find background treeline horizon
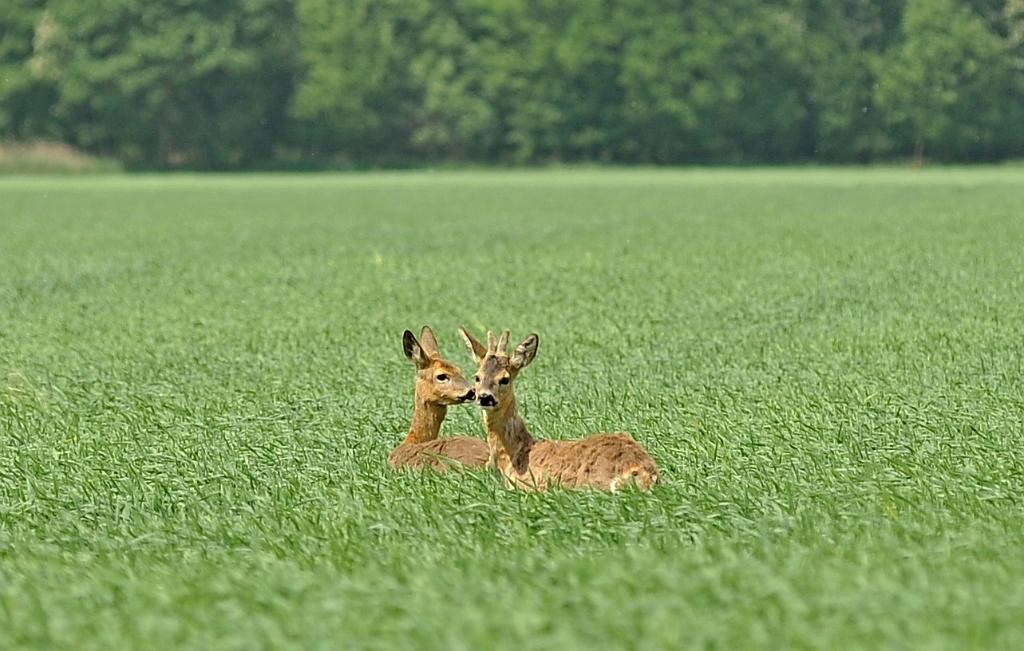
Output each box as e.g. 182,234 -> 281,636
2,0 -> 1023,169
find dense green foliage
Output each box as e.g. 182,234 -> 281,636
875,0 -> 1024,160
6,0 -> 298,167
2,169 -> 1024,648
3,0 -> 1024,167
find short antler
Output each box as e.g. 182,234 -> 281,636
497,330 -> 510,354
486,330 -> 497,354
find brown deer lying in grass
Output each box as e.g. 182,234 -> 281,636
388,326 -> 489,471
458,327 -> 659,491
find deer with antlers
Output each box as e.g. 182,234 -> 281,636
388,326 -> 489,471
458,327 -> 659,491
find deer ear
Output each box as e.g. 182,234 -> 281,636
458,326 -> 487,364
403,330 -> 430,369
510,333 -> 539,371
418,325 -> 440,358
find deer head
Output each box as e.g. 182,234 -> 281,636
458,327 -> 538,411
403,326 -> 476,405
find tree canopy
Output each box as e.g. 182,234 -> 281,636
2,0 -> 1022,168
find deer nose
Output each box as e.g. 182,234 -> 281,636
478,393 -> 496,407
460,389 -> 476,402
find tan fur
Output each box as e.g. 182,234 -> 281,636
388,436 -> 489,471
460,327 -> 659,491
388,327 -> 488,472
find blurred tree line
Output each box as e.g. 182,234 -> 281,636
2,0 -> 1023,168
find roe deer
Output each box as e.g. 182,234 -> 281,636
458,327 -> 659,492
388,326 -> 489,471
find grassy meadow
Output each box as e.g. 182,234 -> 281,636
1,168 -> 1023,649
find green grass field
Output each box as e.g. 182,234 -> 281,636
2,169 -> 1023,649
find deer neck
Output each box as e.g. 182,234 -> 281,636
401,390 -> 447,445
482,394 -> 534,474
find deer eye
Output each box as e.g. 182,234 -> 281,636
436,374 -> 449,382
499,377 -> 510,385
474,375 -> 480,382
